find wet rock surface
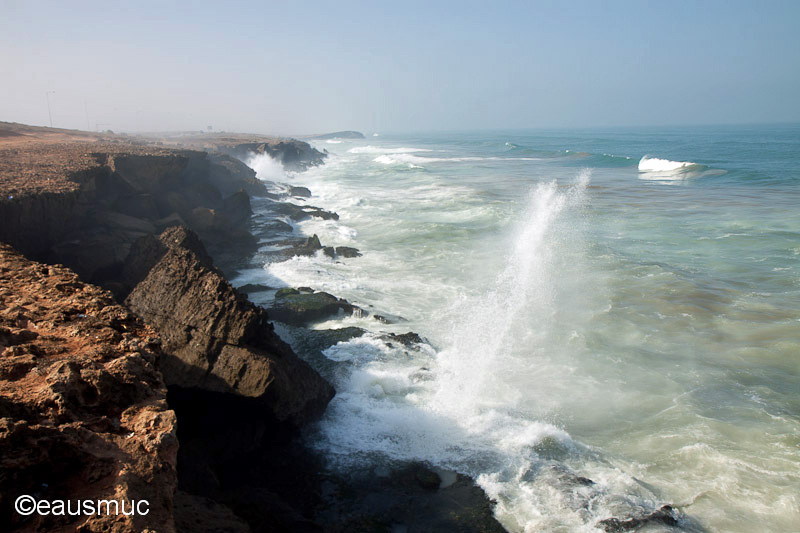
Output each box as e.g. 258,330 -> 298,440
317,462 -> 507,533
597,505 -> 681,532
268,288 -> 362,326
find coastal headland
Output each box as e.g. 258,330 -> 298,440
0,122 -> 509,532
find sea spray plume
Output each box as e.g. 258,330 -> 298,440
432,169 -> 591,416
309,167 -> 670,529
312,169 -> 592,464
246,151 -> 287,180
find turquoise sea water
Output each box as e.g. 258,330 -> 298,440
239,124 -> 800,532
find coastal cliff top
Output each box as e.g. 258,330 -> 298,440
0,121 -> 320,196
0,122 -> 194,197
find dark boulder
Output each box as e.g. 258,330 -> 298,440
268,288 -> 360,326
382,332 -> 426,348
317,462 -> 506,533
266,201 -> 339,222
289,186 -> 312,198
292,234 -> 323,256
236,283 -> 273,296
334,246 -> 361,258
597,505 -> 680,532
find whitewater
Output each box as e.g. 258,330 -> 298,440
239,125 -> 800,532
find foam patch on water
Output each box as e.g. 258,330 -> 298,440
302,169 -> 674,530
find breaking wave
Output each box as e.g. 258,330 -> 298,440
638,156 -> 700,172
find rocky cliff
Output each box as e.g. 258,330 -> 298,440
0,123 -> 511,533
125,226 -> 334,424
0,243 -> 177,532
0,124 -> 336,532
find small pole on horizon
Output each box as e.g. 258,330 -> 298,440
84,101 -> 90,131
45,91 -> 55,128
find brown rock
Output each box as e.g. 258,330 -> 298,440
125,227 -> 334,425
0,243 -> 177,532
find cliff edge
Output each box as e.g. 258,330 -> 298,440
0,243 -> 178,532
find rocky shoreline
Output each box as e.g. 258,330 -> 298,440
1,123 -> 686,532
0,122 -> 509,532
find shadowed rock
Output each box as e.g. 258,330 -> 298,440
265,201 -> 339,222
125,227 -> 335,425
318,462 -> 506,533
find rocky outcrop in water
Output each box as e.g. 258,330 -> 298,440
268,287 -> 362,326
222,140 -> 326,172
597,505 -> 680,532
319,462 -> 506,533
0,243 -> 177,532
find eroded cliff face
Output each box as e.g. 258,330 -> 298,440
0,243 -> 178,532
0,144 -> 271,288
125,227 -> 334,424
0,130 -> 337,532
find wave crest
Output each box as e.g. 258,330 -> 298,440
638,156 -> 699,172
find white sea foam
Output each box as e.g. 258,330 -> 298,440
250,132 -> 800,532
638,155 -> 698,172
302,169 -> 671,530
246,151 -> 286,180
373,154 -> 424,168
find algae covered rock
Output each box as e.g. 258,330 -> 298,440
268,288 -> 360,326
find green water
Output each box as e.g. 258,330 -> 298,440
241,124 -> 800,531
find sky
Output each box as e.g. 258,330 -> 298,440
1,0 -> 799,135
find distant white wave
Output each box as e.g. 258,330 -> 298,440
326,139 -> 342,144
373,154 -> 424,168
638,156 -> 698,172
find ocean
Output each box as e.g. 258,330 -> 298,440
234,124 -> 800,532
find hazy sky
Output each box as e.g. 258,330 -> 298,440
2,0 -> 799,134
